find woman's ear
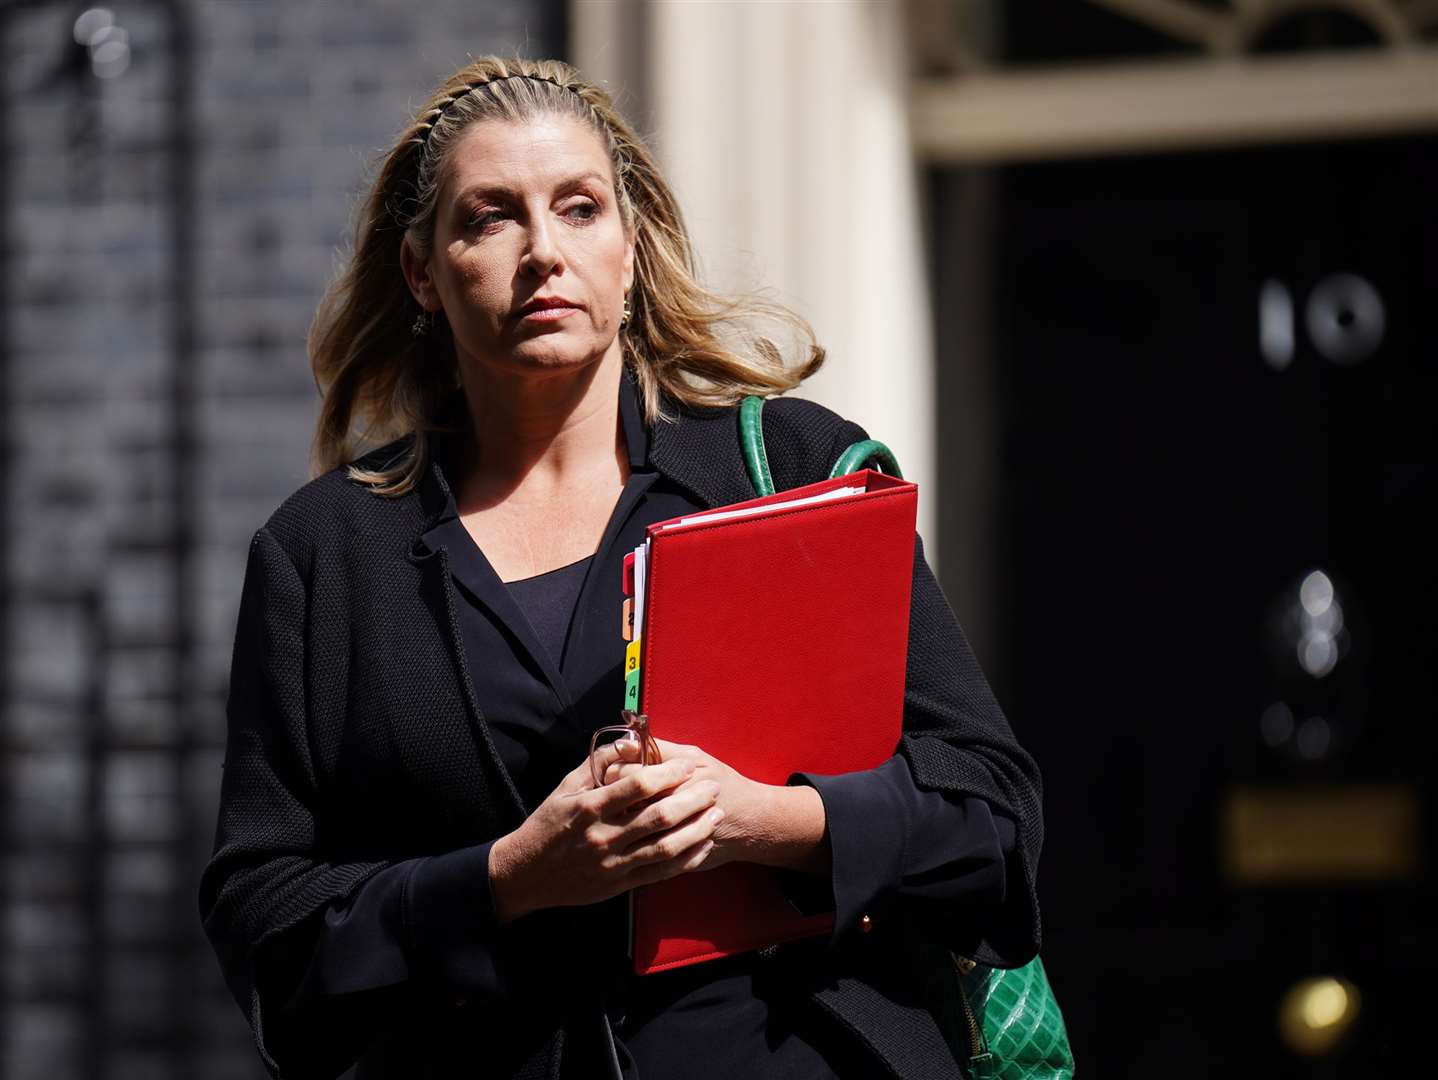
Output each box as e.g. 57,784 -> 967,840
621,226 -> 636,296
399,233 -> 439,312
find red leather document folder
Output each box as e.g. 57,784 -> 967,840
631,469 -> 918,974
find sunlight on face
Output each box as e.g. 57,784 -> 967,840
421,115 -> 636,383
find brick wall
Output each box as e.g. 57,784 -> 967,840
1,3 -> 563,1077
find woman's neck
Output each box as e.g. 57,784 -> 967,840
449,346 -> 627,509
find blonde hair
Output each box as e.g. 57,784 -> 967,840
309,56 -> 825,496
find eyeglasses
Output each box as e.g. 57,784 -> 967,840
588,710 -> 663,787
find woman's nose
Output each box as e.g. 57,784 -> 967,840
520,219 -> 561,279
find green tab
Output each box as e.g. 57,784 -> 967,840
624,668 -> 641,711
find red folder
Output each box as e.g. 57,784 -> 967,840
631,469 -> 918,974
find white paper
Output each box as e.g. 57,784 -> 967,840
658,485 -> 865,531
631,540 -> 648,640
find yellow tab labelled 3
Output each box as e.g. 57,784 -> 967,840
625,637 -> 642,676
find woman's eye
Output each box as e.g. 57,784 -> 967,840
467,210 -> 505,231
564,201 -> 599,223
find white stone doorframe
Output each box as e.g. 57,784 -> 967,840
571,0 -> 940,555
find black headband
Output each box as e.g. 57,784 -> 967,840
414,73 -> 584,153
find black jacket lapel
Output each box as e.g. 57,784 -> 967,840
646,402 -> 757,509
405,468 -> 529,828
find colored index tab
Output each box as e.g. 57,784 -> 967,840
622,552 -> 636,597
623,636 -> 642,710
621,598 -> 634,641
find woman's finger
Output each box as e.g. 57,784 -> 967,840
629,834 -> 715,888
623,800 -> 723,868
604,756 -> 655,785
586,758 -> 694,816
619,781 -> 719,845
612,736 -> 645,762
600,739 -> 645,784
564,738 -> 628,793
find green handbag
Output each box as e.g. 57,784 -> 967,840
738,396 -> 1076,1080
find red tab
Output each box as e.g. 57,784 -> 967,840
622,551 -> 635,597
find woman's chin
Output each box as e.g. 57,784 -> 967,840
488,341 -> 612,378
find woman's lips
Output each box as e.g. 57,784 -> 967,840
519,305 -> 579,322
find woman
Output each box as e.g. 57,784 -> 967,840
198,57 -> 1043,1080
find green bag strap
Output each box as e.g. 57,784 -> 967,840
739,395 -> 903,497
830,439 -> 903,481
738,396 -> 776,497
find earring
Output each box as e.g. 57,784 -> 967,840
620,297 -> 632,328
411,309 -> 434,337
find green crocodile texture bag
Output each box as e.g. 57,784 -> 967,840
949,954 -> 1075,1079
903,914 -> 1075,1075
737,396 -> 1076,1079
905,914 -> 1074,1080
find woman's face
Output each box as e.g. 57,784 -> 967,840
405,113 -> 635,382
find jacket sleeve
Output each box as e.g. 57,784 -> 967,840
196,527 -> 529,1079
778,755 -> 1018,952
821,419 -> 1045,969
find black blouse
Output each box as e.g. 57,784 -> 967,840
276,371 -> 1016,1079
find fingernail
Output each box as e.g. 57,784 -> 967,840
703,781 -> 721,798
682,761 -> 697,775
708,807 -> 724,824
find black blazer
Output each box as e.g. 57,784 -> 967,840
197,392 -> 1045,1080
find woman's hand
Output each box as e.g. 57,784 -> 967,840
603,737 -> 830,876
487,743 -> 723,924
